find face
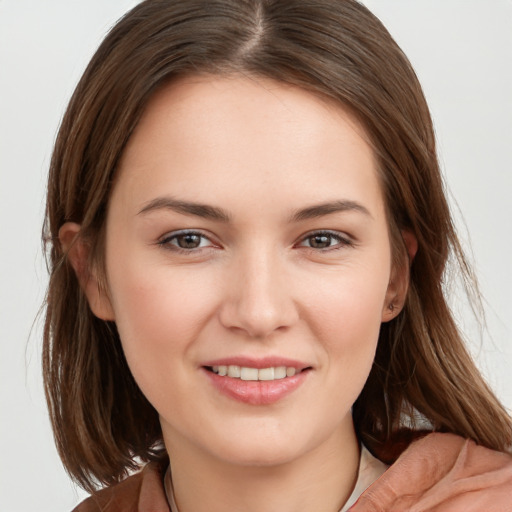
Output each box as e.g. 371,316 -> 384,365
89,75 -> 403,467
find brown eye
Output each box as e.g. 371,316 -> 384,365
298,231 -> 353,250
175,234 -> 202,249
308,234 -> 333,249
158,231 -> 213,251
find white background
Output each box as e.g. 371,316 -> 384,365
1,1 -> 511,510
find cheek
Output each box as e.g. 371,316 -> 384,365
105,255 -> 219,398
112,273 -> 202,341
306,263 -> 389,340
108,238 -> 218,328
303,265 -> 389,386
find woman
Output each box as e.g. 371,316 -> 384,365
43,0 -> 512,510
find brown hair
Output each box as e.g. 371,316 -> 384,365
43,0 -> 512,492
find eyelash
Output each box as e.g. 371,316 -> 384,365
157,230 -> 216,253
297,230 -> 354,251
157,229 -> 354,254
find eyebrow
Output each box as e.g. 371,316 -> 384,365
137,196 -> 371,222
137,197 -> 231,222
289,200 -> 372,222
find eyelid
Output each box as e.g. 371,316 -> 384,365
157,229 -> 217,251
155,228 -> 354,253
295,230 -> 354,250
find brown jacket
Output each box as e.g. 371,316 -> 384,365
74,433 -> 512,512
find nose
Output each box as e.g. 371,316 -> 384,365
218,248 -> 299,339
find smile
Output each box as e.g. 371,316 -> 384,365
203,362 -> 311,405
208,365 -> 298,381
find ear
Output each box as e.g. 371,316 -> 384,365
381,229 -> 418,322
59,222 -> 115,321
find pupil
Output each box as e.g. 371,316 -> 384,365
311,235 -> 330,248
178,234 -> 200,248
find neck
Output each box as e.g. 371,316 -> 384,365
163,420 -> 360,512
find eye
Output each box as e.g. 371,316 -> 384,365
297,231 -> 353,250
158,230 -> 214,251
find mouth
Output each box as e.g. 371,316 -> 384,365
204,365 -> 309,381
201,360 -> 312,405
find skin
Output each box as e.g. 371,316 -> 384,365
61,75 -> 410,512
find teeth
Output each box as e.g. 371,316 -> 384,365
227,365 -> 241,378
274,366 -> 287,379
241,367 -> 259,381
286,367 -> 296,377
211,365 -> 300,381
258,367 -> 274,381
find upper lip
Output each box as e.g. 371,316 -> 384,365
201,356 -> 311,371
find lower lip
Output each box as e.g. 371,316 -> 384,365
203,368 -> 309,405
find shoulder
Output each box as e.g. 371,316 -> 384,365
72,461 -> 170,512
351,432 -> 512,511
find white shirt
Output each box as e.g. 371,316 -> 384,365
340,445 -> 388,511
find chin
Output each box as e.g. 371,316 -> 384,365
217,440 -> 304,468
203,420 -> 319,468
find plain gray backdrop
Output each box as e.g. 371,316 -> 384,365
1,1 -> 511,510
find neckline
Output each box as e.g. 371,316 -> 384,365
163,445 -> 388,512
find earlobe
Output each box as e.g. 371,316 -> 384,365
381,229 -> 418,323
382,289 -> 404,323
59,222 -> 115,321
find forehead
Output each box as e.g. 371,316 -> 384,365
113,74 -> 383,220
125,74 -> 372,158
